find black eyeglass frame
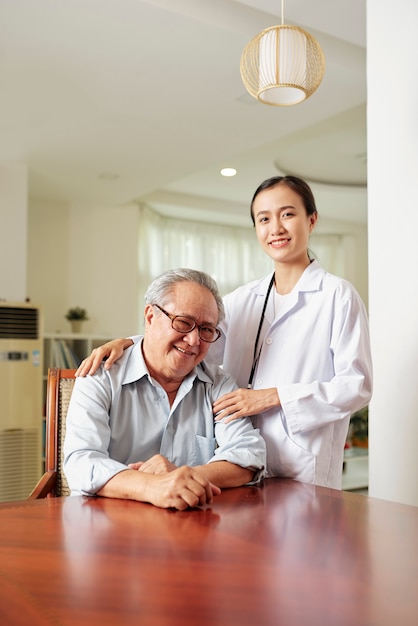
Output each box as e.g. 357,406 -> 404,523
152,304 -> 221,343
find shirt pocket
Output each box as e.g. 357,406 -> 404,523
192,434 -> 216,465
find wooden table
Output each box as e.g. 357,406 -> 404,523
0,478 -> 417,626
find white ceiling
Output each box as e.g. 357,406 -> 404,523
0,0 -> 367,228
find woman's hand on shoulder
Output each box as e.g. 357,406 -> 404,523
75,338 -> 134,377
213,387 -> 280,423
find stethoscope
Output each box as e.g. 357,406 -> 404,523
247,273 -> 275,389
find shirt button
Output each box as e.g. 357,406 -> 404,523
256,378 -> 262,386
266,337 -> 272,345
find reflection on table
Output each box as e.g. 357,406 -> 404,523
0,478 -> 417,626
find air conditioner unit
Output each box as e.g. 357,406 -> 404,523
0,302 -> 43,501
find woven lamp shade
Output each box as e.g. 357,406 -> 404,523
240,25 -> 325,106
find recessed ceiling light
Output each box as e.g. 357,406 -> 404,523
220,168 -> 237,177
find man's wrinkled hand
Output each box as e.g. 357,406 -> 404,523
146,466 -> 221,510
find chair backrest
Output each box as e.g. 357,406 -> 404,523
45,367 -> 76,497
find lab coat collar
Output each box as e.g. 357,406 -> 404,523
296,259 -> 324,293
250,260 -> 324,326
249,272 -> 276,296
250,259 -> 323,297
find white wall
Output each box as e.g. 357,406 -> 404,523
367,0 -> 418,506
27,198 -> 140,337
27,198 -> 70,329
0,162 -> 28,302
315,217 -> 368,307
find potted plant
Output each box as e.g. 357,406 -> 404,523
65,307 -> 89,333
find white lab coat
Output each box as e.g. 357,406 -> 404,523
207,260 -> 373,488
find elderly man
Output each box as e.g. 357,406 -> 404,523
64,268 -> 266,510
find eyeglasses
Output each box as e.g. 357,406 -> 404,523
152,304 -> 221,343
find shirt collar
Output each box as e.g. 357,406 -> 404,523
121,337 -> 213,386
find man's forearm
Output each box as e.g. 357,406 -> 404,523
196,461 -> 254,488
97,468 -> 150,501
97,466 -> 221,510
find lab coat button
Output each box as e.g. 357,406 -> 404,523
266,337 -> 272,345
256,378 -> 262,386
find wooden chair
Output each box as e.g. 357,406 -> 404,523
29,368 -> 76,498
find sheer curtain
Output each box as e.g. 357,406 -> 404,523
137,205 -> 348,328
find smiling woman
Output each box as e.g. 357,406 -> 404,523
251,180 -> 317,278
206,175 -> 372,489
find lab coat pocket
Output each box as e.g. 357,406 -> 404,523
262,414 -> 315,483
277,436 -> 315,484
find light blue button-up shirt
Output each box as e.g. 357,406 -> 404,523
64,340 -> 266,496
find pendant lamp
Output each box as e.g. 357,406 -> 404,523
240,0 -> 325,106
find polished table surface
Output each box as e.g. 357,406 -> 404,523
0,478 -> 417,626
